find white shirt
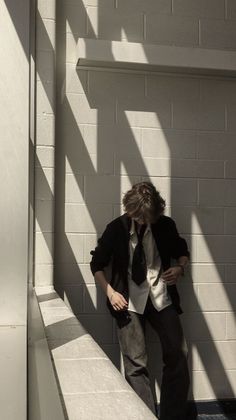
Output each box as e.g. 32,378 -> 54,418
127,219 -> 172,314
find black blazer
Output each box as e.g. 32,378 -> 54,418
90,213 -> 190,322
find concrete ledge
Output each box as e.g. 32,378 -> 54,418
35,286 -> 157,420
77,38 -> 236,78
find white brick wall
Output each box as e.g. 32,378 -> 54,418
35,0 -> 236,402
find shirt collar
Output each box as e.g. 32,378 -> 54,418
129,219 -> 151,237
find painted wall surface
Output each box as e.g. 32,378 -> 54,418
35,0 -> 236,401
0,0 -> 30,418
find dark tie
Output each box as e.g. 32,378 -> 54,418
131,222 -> 147,285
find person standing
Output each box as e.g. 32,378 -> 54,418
90,182 -> 190,420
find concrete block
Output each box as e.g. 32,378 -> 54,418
37,79 -> 54,115
113,204 -> 125,219
177,282 -> 200,312
191,264 -> 225,283
192,370 -> 228,400
173,0 -> 225,18
55,233 -> 84,263
35,232 -> 53,264
117,96 -> 172,129
200,18 -> 236,50
172,81 -> 200,130
63,392 -> 157,420
36,146 -> 54,168
87,7 -> 143,42
147,74 -> 178,102
65,173 -> 84,203
61,124 -> 114,176
142,128 -> 197,159
225,265 -> 236,282
185,234 -> 197,262
65,203 -> 113,233
80,124 -> 97,154
198,341 -> 236,371
198,283 -> 236,310
172,178 -> 198,205
88,71 -> 145,100
85,175 -> 120,203
63,93 -> 116,126
172,78 -> 225,130
197,132 -> 236,161
171,206 -> 224,235
223,371 -> 236,398
117,0 -> 171,14
225,160 -> 236,179
38,0 -> 56,20
36,18 -> 55,52
199,179 -> 236,206
195,160 -> 224,178
83,284 -> 109,314
146,14 -> 199,46
196,235 -> 236,263
65,32 -> 78,64
224,208 -> 236,234
197,103 -> 225,131
66,65 -> 87,94
36,113 -> 55,146
227,0 -> 236,19
57,1 -> 87,36
226,312 -> 236,339
36,50 -> 54,82
84,234 -> 98,263
54,263 -> 95,285
115,155 -> 169,176
226,101 -> 236,132
171,159 -> 223,178
35,199 -> 54,232
34,263 -> 54,286
182,312 -> 226,341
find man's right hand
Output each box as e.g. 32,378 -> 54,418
109,290 -> 128,311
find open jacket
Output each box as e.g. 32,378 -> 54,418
90,213 -> 190,323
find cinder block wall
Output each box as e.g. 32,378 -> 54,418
35,0 -> 236,401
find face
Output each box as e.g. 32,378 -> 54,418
130,212 -> 160,225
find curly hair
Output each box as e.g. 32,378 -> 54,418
122,181 -> 166,223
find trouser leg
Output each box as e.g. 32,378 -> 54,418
115,311 -> 156,415
145,297 -> 190,420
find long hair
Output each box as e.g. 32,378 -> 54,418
122,181 -> 166,223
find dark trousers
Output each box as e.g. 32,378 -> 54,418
115,296 -> 190,420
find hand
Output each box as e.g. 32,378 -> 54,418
161,266 -> 182,285
109,290 -> 128,311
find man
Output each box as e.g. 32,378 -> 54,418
90,182 -> 190,420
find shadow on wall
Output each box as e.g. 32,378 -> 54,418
54,0 -> 236,404
5,0 -> 236,406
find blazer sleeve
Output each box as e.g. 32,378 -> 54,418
169,218 -> 190,260
90,222 -> 115,275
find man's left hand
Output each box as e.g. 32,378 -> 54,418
161,266 -> 182,285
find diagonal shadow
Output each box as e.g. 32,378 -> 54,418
6,0 -> 236,408
81,0 -> 236,405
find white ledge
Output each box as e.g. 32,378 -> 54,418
77,38 -> 236,78
35,286 -> 157,420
